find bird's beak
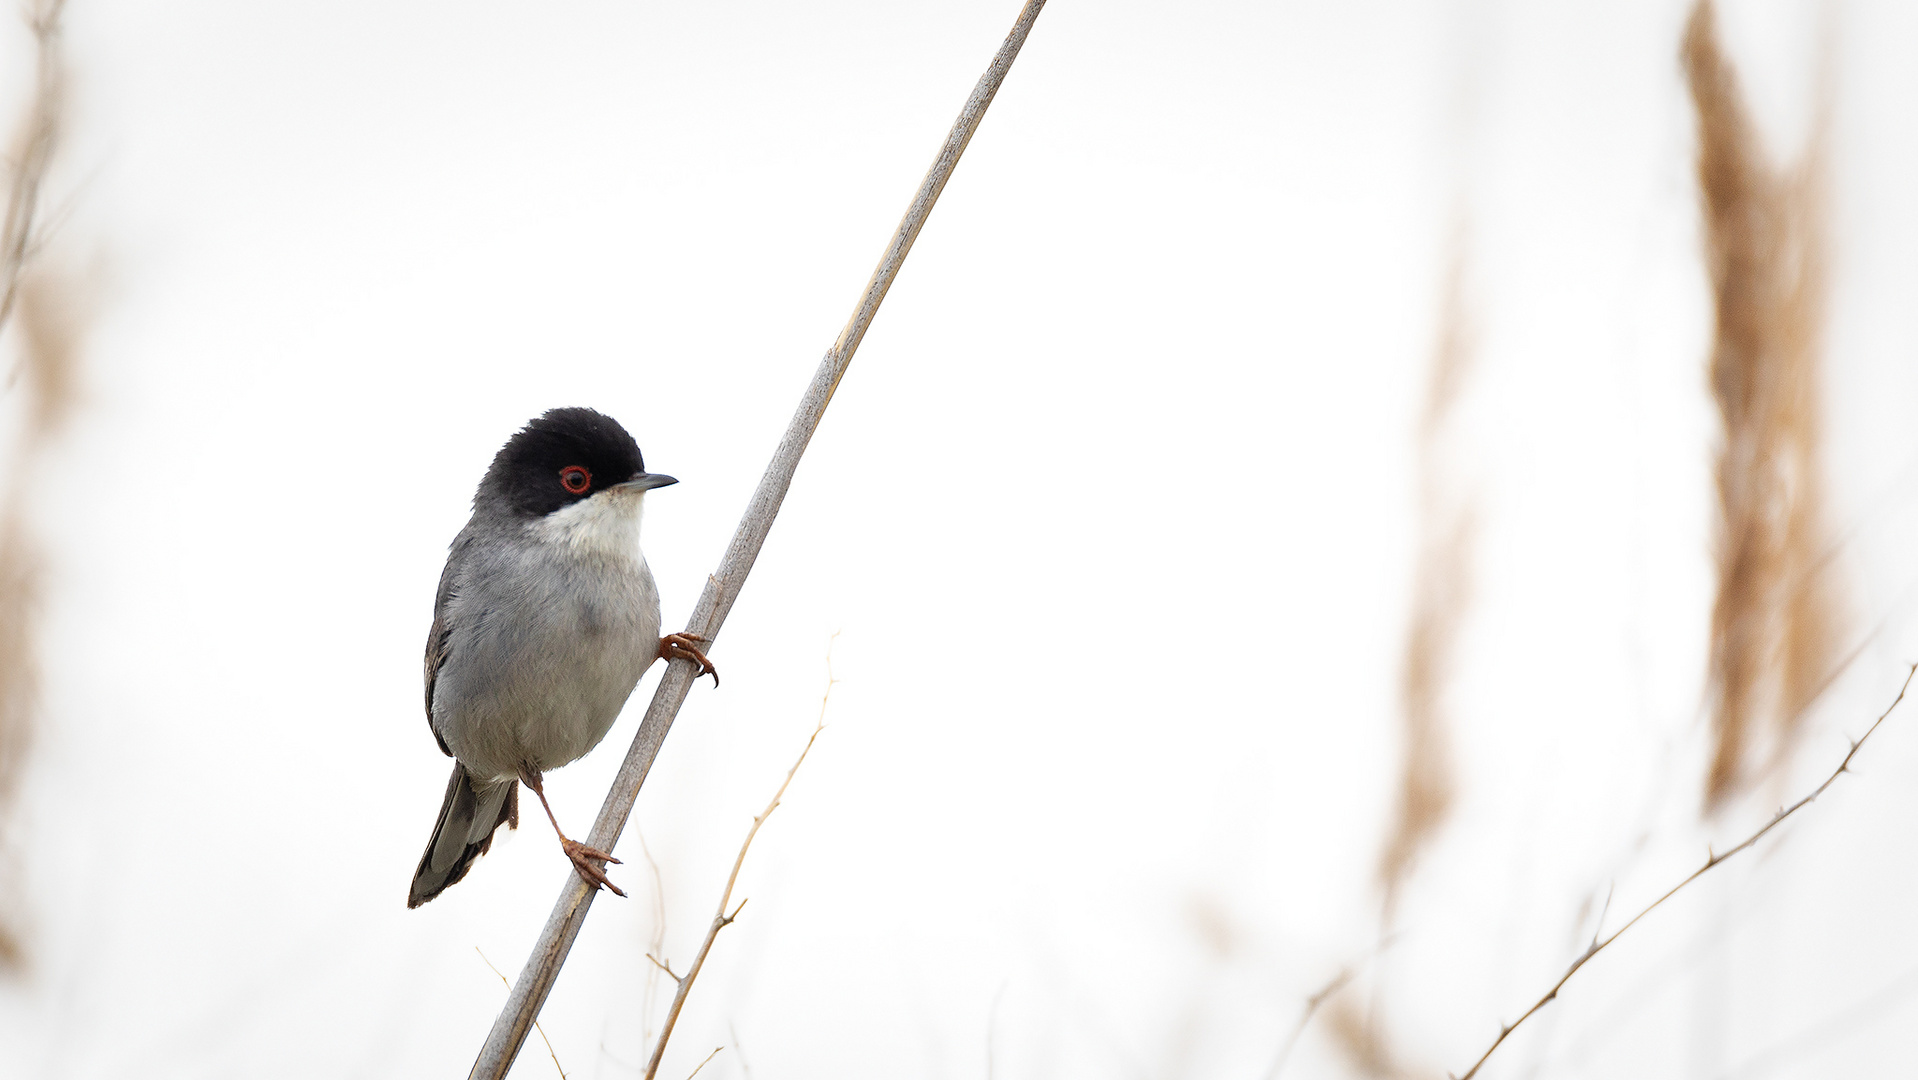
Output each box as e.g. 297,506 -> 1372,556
615,472 -> 678,493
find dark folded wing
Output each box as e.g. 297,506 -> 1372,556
423,543 -> 464,757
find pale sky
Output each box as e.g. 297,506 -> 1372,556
3,2 -> 1917,1078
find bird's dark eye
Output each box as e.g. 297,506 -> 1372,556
559,466 -> 591,494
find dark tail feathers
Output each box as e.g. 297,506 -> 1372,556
408,763 -> 517,908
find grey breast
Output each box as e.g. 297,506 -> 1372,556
430,522 -> 661,784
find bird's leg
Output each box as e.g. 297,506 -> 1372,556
659,631 -> 719,687
517,765 -> 625,897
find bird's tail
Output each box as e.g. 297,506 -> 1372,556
408,763 -> 517,908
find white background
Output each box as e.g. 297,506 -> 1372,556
2,1 -> 1917,1077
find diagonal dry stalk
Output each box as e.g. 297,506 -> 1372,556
468,4 -> 1049,1074
643,687 -> 831,1080
1449,664 -> 1916,1080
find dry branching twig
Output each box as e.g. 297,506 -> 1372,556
1449,663 -> 1916,1080
643,674 -> 833,1080
1685,0 -> 1841,811
1264,965 -> 1358,1080
0,0 -> 65,341
1267,935 -> 1400,1080
469,6 -> 1047,1072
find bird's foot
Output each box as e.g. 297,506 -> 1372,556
561,837 -> 626,897
660,632 -> 719,687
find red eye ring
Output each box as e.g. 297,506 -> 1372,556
559,466 -> 591,494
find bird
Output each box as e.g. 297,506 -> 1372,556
408,407 -> 715,909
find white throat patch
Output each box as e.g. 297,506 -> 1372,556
530,488 -> 644,559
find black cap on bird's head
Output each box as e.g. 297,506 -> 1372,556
477,407 -> 677,519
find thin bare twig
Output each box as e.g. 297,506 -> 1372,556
468,6 -> 1047,1073
643,703 -> 831,1080
1267,933 -> 1400,1080
683,1046 -> 722,1080
1450,663 -> 1917,1080
1264,966 -> 1358,1080
475,948 -> 567,1080
636,826 -> 670,1046
0,0 -> 65,343
728,1022 -> 754,1080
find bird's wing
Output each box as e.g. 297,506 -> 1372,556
423,541 -> 465,757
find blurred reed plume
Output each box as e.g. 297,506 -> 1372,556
1682,0 -> 1839,812
1325,993 -> 1420,1080
0,0 -> 73,972
1330,228 -> 1476,1080
0,272 -> 83,972
0,499 -> 32,972
1380,230 -> 1472,901
1325,999 -> 1400,1080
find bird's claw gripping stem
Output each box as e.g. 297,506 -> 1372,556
660,631 -> 719,687
561,838 -> 626,897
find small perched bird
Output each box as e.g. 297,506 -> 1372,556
408,407 -> 715,909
